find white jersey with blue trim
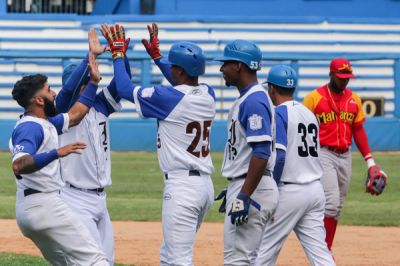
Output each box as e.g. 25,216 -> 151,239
276,100 -> 322,183
134,84 -> 216,174
59,87 -> 122,189
221,83 -> 276,179
9,114 -> 69,192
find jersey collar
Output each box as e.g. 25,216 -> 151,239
239,81 -> 259,97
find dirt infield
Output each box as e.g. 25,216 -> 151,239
0,219 -> 399,265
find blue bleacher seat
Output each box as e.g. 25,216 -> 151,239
0,18 -> 399,119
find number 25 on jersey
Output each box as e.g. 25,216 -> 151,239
186,120 -> 212,158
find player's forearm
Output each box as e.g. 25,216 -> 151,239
13,155 -> 36,176
240,156 -> 268,196
114,58 -> 135,102
154,58 -> 174,85
124,56 -> 132,79
12,149 -> 59,175
353,124 -> 375,167
56,55 -> 89,113
68,82 -> 98,127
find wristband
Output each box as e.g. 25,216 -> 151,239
33,149 -> 59,170
78,82 -> 98,107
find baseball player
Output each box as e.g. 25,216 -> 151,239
303,58 -> 388,254
9,53 -> 109,265
57,29 -> 130,265
255,65 -> 335,266
101,24 -> 216,265
214,39 -> 279,265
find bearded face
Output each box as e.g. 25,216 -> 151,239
43,97 -> 57,117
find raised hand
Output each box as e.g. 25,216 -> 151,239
141,23 -> 162,60
100,24 -> 128,59
88,53 -> 101,84
88,28 -> 106,56
57,142 -> 87,157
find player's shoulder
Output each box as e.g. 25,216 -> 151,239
12,120 -> 44,144
275,104 -> 289,123
347,88 -> 362,102
199,83 -> 216,100
240,91 -> 272,115
306,85 -> 326,99
243,89 -> 269,104
14,120 -> 43,132
15,115 -> 45,129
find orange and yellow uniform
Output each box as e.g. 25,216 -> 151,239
303,84 -> 365,152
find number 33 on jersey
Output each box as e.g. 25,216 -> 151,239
275,101 -> 323,184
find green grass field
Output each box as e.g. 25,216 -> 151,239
0,151 -> 399,225
0,252 -> 130,266
0,151 -> 399,264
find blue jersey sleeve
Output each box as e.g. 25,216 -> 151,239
273,149 -> 286,184
48,113 -> 69,135
125,56 -> 132,79
11,122 -> 44,159
56,55 -> 89,113
154,58 -> 174,85
202,83 -> 216,100
133,85 -> 184,120
238,91 -> 273,143
249,141 -> 271,160
93,79 -> 122,117
275,105 -> 288,151
114,58 -> 135,102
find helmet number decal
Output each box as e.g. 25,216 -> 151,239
286,79 -> 294,87
249,61 -> 259,70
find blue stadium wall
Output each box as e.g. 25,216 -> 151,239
93,0 -> 400,19
1,118 -> 399,152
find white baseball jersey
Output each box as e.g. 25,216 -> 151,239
276,100 -> 323,183
59,87 -> 121,189
221,83 -> 275,178
9,114 -> 69,192
133,84 -> 216,174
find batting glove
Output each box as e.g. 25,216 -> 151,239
366,165 -> 387,195
103,24 -> 129,59
214,187 -> 227,213
141,23 -> 162,60
228,192 -> 251,226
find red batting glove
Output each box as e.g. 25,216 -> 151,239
104,24 -> 126,59
141,23 -> 162,60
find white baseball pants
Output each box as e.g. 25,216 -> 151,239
61,185 -> 114,265
224,175 -> 278,266
16,189 -> 109,266
160,171 -> 214,266
255,180 -> 335,266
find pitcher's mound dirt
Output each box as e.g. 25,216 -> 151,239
0,219 -> 399,265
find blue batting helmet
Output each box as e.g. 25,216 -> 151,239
62,62 -> 90,87
266,64 -> 297,89
214,39 -> 262,71
161,41 -> 206,77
